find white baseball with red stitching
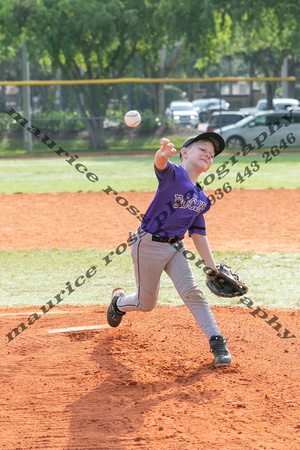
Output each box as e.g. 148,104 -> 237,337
124,110 -> 142,127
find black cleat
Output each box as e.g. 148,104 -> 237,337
209,335 -> 232,367
107,287 -> 126,328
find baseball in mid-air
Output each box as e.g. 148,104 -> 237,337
124,110 -> 142,127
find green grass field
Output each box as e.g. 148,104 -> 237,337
0,147 -> 299,310
1,249 -> 299,309
1,152 -> 300,194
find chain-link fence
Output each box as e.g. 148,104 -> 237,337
1,77 -> 297,155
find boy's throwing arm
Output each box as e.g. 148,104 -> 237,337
154,138 -> 177,171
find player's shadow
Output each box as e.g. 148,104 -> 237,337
66,330 -> 226,449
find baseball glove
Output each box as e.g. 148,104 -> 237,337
205,263 -> 248,298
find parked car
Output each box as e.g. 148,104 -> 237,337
165,101 -> 199,128
256,98 -> 300,111
192,98 -> 230,122
206,111 -> 249,132
240,98 -> 300,114
214,110 -> 300,148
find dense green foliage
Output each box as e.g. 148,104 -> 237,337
0,0 -> 299,146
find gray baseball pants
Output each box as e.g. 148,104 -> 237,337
116,228 -> 221,340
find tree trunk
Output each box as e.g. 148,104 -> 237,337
249,58 -> 255,107
258,49 -> 291,110
152,82 -> 165,115
149,43 -> 183,115
69,82 -> 108,150
287,56 -> 296,98
88,119 -> 107,150
59,63 -> 111,150
257,49 -> 277,110
157,82 -> 165,115
150,68 -> 164,115
265,82 -> 277,109
0,62 -> 6,113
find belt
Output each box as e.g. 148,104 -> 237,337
152,235 -> 182,244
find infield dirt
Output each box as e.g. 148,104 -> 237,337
0,189 -> 299,449
0,189 -> 299,252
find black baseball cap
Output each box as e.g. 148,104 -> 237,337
180,131 -> 225,158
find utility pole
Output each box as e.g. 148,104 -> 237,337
22,39 -> 32,152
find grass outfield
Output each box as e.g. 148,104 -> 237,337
0,249 -> 299,309
0,152 -> 300,194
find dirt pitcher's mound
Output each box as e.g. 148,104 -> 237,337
1,189 -> 299,252
1,305 -> 299,449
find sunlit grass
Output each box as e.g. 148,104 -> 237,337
1,249 -> 299,309
0,153 -> 299,194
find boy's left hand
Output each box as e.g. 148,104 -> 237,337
206,263 -> 248,298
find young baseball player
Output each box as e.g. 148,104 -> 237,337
107,132 -> 232,366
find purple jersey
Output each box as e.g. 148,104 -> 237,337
141,161 -> 211,239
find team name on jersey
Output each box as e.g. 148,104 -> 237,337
173,194 -> 207,213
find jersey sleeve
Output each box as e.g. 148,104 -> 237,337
154,161 -> 175,185
188,213 -> 207,237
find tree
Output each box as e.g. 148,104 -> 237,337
148,43 -> 183,115
1,0 -> 248,147
145,0 -> 233,114
219,0 -> 300,107
0,0 -> 172,149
